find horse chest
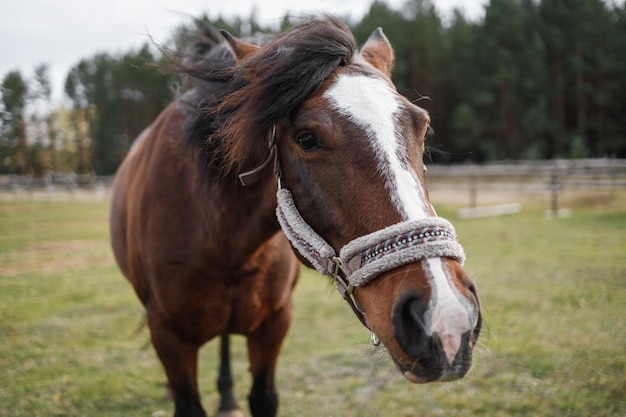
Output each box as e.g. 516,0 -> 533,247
185,269 -> 292,337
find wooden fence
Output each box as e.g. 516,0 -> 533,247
425,158 -> 626,215
2,159 -> 626,210
0,173 -> 115,201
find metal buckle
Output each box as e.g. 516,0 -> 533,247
331,256 -> 344,280
332,257 -> 354,293
332,256 -> 369,331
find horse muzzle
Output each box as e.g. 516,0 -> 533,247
352,257 -> 481,384
275,185 -> 481,382
390,289 -> 482,383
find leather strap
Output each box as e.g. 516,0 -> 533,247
238,126 -> 277,186
238,146 -> 276,186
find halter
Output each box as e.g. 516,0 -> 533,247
239,126 -> 466,333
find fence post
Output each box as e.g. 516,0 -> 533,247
608,156 -> 616,198
550,168 -> 559,215
469,164 -> 477,209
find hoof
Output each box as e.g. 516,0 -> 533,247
217,410 -> 245,417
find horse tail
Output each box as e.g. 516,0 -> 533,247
129,312 -> 152,351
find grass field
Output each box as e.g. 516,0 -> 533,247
1,192 -> 625,417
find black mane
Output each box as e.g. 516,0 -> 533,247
181,16 -> 357,176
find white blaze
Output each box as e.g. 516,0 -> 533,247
325,73 -> 474,367
425,257 -> 474,365
323,73 -> 429,220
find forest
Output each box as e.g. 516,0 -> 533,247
1,0 -> 625,176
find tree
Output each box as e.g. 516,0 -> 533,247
402,0 -> 447,158
64,45 -> 174,174
28,64 -> 56,176
601,2 -> 626,157
0,70 -> 30,174
2,1 -> 617,177
443,11 -> 487,160
537,0 -> 625,158
65,61 -> 92,174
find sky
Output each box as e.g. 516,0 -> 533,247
0,0 -> 485,102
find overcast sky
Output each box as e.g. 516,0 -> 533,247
0,0 -> 485,102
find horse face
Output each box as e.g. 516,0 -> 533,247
277,30 -> 481,383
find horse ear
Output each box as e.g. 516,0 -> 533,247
360,28 -> 395,77
220,30 -> 261,61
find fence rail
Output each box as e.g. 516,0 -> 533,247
426,158 -> 626,213
0,174 -> 115,201
1,159 -> 625,207
428,157 -> 626,177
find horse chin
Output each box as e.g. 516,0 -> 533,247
393,357 -> 470,384
403,371 -> 466,384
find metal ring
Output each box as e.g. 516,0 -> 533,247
370,331 -> 381,347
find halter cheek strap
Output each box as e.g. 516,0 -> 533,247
277,187 -> 466,274
276,187 -> 466,328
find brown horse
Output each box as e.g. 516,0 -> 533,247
110,16 -> 481,417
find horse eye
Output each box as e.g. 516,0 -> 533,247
295,131 -> 322,152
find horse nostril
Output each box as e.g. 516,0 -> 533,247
468,283 -> 477,296
392,296 -> 430,358
392,293 -> 475,382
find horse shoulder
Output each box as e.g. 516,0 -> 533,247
110,102 -> 189,304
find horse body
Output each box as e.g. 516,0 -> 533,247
110,16 -> 481,417
111,100 -> 298,416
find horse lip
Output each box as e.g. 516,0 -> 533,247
393,357 -> 435,384
403,370 -> 428,384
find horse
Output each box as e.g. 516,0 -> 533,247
110,16 -> 481,417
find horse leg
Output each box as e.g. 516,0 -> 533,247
149,315 -> 206,417
217,335 -> 244,417
246,301 -> 293,417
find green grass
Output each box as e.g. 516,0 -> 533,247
0,197 -> 625,416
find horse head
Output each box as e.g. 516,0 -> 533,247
212,17 -> 481,384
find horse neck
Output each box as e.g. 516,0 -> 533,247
210,176 -> 280,243
151,103 -> 283,270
